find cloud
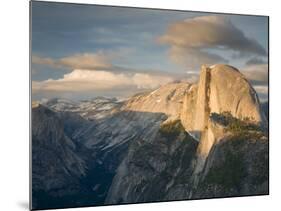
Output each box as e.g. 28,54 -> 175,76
158,16 -> 267,69
253,85 -> 268,95
32,69 -> 174,95
32,53 -> 112,70
32,56 -> 56,66
241,63 -> 268,84
184,70 -> 200,83
241,62 -> 268,101
167,46 -> 228,69
245,57 -> 267,65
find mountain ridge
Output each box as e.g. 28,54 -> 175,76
32,64 -> 269,209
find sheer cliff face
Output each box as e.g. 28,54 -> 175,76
105,120 -> 198,204
180,64 -> 266,173
181,64 -> 265,132
32,105 -> 86,186
106,64 -> 268,203
32,104 -> 87,209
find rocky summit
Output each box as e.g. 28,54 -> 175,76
32,64 -> 269,209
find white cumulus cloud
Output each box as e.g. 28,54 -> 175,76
32,69 -> 174,95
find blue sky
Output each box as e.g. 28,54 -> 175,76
31,1 -> 268,101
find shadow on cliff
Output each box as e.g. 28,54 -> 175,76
31,105 -> 269,210
31,108 -> 170,210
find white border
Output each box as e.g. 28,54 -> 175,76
1,0 -> 280,211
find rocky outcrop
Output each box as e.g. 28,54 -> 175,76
181,64 -> 265,131
180,64 -> 266,180
105,64 -> 268,203
191,113 -> 269,198
123,82 -> 191,121
105,120 -> 198,203
32,104 -> 87,209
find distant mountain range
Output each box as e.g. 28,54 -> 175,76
32,64 -> 269,209
41,96 -> 124,121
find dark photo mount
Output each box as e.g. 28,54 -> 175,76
30,1 -> 269,210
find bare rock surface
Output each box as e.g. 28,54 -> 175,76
32,64 -> 269,208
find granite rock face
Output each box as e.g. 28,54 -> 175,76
105,120 -> 198,203
32,104 -> 87,209
181,64 -> 265,131
32,64 -> 269,208
123,82 -> 191,121
180,64 -> 266,179
190,112 -> 269,198
106,64 -> 268,203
